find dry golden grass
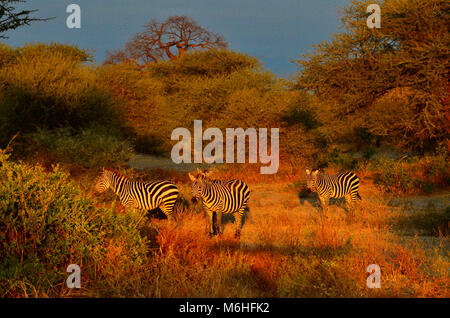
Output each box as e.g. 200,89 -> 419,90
93,175 -> 448,298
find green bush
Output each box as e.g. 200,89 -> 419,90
370,158 -> 420,193
0,149 -> 148,297
0,43 -> 121,147
368,153 -> 449,194
22,127 -> 134,169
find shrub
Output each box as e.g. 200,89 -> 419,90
148,49 -> 260,78
0,43 -> 18,68
22,127 -> 134,169
98,63 -> 169,154
371,158 -> 422,193
0,43 -> 121,147
368,152 -> 449,194
0,149 -> 148,297
15,42 -> 93,63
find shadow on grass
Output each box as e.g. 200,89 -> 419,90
211,238 -> 353,260
393,206 -> 450,237
298,189 -> 355,214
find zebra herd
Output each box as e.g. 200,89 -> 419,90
95,167 -> 361,238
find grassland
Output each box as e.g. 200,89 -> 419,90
63,160 -> 449,298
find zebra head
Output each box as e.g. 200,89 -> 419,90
305,168 -> 320,193
188,169 -> 212,203
95,168 -> 112,193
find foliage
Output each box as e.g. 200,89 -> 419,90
0,43 -> 119,147
0,149 -> 148,297
148,49 -> 260,77
367,149 -> 449,194
100,49 -> 316,159
21,127 -> 134,169
295,0 -> 449,151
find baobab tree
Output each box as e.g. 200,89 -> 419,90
104,15 -> 227,66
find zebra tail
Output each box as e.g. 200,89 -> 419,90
357,193 -> 362,200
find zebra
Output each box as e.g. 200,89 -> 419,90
305,168 -> 361,212
95,168 -> 179,224
189,169 -> 250,238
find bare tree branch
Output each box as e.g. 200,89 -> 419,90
0,0 -> 53,39
103,15 -> 228,66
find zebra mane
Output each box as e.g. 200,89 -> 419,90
104,168 -> 130,180
196,173 -> 212,182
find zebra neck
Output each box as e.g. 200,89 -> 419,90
110,175 -> 130,197
316,174 -> 334,191
316,175 -> 327,190
201,182 -> 214,200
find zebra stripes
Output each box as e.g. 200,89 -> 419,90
189,169 -> 250,238
95,168 -> 179,222
306,169 -> 361,212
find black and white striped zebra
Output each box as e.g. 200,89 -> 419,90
305,168 -> 361,212
95,168 -> 179,222
189,169 -> 250,238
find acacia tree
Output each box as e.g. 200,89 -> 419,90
0,0 -> 50,38
295,0 -> 449,152
104,15 -> 227,65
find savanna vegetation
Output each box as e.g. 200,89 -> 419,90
0,0 -> 448,297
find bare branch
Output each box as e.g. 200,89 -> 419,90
104,15 -> 228,65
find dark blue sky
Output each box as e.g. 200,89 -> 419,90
3,0 -> 350,75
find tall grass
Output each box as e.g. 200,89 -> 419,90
0,148 -> 447,297
129,181 -> 448,298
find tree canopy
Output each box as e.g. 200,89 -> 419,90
294,0 -> 449,152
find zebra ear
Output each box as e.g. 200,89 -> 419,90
312,170 -> 319,176
305,169 -> 310,175
188,172 -> 196,182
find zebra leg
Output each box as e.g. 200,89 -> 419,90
160,204 -> 174,224
234,208 -> 245,239
205,208 -> 215,237
319,196 -> 328,213
216,210 -> 223,235
344,194 -> 353,212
